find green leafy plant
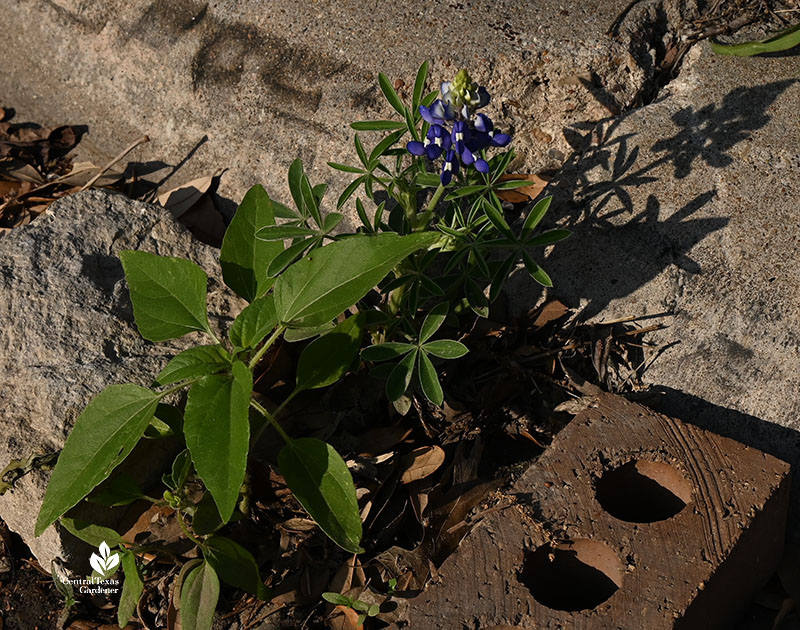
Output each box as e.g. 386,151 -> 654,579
711,21 -> 800,56
35,62 -> 566,629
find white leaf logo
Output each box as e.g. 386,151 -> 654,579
89,541 -> 120,578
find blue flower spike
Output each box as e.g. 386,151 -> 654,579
407,68 -> 511,182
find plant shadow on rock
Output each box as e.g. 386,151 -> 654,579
536,79 -> 797,319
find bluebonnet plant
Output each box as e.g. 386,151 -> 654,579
407,69 -> 511,184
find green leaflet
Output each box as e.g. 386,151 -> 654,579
60,517 -> 124,548
220,184 -> 283,302
184,361 -> 252,523
711,22 -> 800,56
273,232 -> 437,327
204,536 -> 270,600
119,251 -> 211,342
278,438 -> 364,554
36,384 -> 160,536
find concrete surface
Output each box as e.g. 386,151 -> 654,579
0,0 -> 692,217
522,43 -> 800,539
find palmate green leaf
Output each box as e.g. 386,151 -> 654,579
118,550 -> 143,628
419,302 -> 448,343
274,232 -> 437,328
368,129 -> 406,164
301,173 -> 323,227
417,350 -> 443,406
296,314 -> 366,391
230,294 -> 277,351
481,197 -> 515,241
489,255 -> 517,303
412,61 -> 429,112
156,345 -> 231,385
337,176 -> 366,210
180,561 -> 219,630
711,21 -> 800,56
287,159 -> 306,217
220,185 -> 283,303
184,362 -> 252,523
204,536 -> 270,600
119,251 -> 211,342
278,438 -> 363,554
87,473 -> 146,507
423,339 -> 468,359
525,229 -> 571,247
35,385 -> 160,536
60,517 -> 124,547
386,350 -> 417,402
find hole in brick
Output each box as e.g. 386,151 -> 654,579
520,539 -> 622,611
596,459 -> 692,522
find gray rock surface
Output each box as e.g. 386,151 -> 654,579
0,0 -> 703,220
512,44 -> 800,537
0,189 -> 245,571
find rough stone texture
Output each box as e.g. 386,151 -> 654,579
0,0 -> 695,219
0,189 -> 245,571
403,392 -> 791,629
505,44 -> 800,537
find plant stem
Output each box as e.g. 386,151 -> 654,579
176,510 -> 203,546
414,183 -> 445,231
250,399 -> 293,446
248,325 -> 287,371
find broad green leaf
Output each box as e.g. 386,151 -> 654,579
423,339 -> 469,359
204,536 -> 270,600
230,294 -> 277,350
278,438 -> 363,553
419,302 -> 448,344
60,517 -> 124,547
296,314 -> 366,391
522,196 -> 553,237
418,351 -> 443,406
274,233 -> 437,327
156,345 -> 231,385
710,21 -> 800,56
184,362 -> 252,523
220,185 -> 283,302
119,251 -> 211,342
88,473 -> 145,507
118,550 -> 143,628
256,225 -> 318,241
192,492 -> 224,535
36,385 -> 160,536
349,120 -> 406,131
180,561 -> 219,630
386,350 -> 417,402
361,342 -> 415,362
412,61 -> 429,111
522,251 -> 553,287
147,403 -> 183,438
525,229 -> 571,247
378,72 -> 405,116
284,320 -> 335,342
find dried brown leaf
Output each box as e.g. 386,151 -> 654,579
529,299 -> 569,330
400,446 -> 445,484
495,173 -> 549,203
357,424 -> 412,456
157,175 -> 215,219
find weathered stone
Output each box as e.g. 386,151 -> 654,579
0,0 -> 706,218
403,392 -> 790,629
0,189 -> 245,571
505,44 -> 800,538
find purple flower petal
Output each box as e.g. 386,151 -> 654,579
474,113 -> 493,133
475,158 -> 490,173
476,86 -> 490,109
407,141 -> 425,156
440,169 -> 453,185
491,132 -> 512,147
426,145 -> 444,160
419,105 -> 439,125
460,147 -> 476,165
